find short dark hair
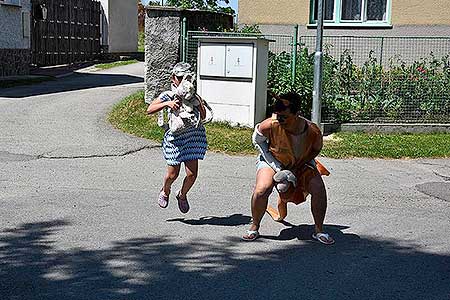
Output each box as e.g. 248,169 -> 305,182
273,92 -> 302,114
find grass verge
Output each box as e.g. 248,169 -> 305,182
108,91 -> 255,155
323,132 -> 450,159
95,60 -> 138,70
108,91 -> 450,158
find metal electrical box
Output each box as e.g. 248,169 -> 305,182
196,36 -> 272,127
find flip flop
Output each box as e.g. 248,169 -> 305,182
242,230 -> 259,241
312,232 -> 335,245
176,191 -> 190,213
158,190 -> 169,208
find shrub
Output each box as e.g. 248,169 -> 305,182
267,48 -> 450,123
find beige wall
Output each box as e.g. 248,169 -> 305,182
100,0 -> 137,52
239,0 -> 310,25
239,0 -> 450,26
392,0 -> 450,25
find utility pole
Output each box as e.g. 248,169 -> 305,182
312,0 -> 324,126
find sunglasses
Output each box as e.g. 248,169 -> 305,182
276,113 -> 293,123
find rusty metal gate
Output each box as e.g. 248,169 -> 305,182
31,0 -> 101,66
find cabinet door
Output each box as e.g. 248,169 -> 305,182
225,44 -> 253,78
199,43 -> 226,77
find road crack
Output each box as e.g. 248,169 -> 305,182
37,145 -> 160,160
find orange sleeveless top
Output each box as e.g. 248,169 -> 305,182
268,117 -> 322,169
268,117 -> 329,204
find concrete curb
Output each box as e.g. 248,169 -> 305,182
340,123 -> 450,133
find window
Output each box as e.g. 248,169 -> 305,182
311,0 -> 390,26
1,0 -> 21,7
312,0 -> 336,22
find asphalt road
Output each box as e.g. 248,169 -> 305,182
1,63 -> 449,300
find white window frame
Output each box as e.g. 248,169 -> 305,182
310,0 -> 391,27
312,0 -> 338,23
340,0 -> 364,23
1,0 -> 22,7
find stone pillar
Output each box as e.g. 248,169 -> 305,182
143,7 -> 233,103
144,9 -> 181,103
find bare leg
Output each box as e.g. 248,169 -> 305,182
179,160 -> 198,198
163,165 -> 181,196
244,167 -> 275,237
308,174 -> 332,240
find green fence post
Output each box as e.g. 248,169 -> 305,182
291,24 -> 299,86
379,36 -> 384,66
181,17 -> 187,62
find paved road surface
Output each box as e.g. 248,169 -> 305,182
1,63 -> 449,300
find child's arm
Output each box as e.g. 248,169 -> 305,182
147,97 -> 180,115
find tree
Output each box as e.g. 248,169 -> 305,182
165,0 -> 234,14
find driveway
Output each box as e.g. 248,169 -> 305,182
0,63 -> 449,300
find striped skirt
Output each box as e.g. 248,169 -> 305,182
162,125 -> 208,165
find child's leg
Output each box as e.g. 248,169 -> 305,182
163,164 -> 181,195
179,160 -> 198,198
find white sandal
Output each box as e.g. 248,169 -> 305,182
242,230 -> 259,241
312,232 -> 335,245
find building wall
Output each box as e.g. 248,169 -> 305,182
259,24 -> 450,37
98,0 -> 137,53
99,0 -> 109,48
0,0 -> 31,49
239,0 -> 450,27
392,0 -> 450,25
0,0 -> 31,77
239,0 -> 310,25
0,48 -> 31,76
109,0 -> 138,52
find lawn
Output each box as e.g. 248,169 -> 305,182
108,91 -> 450,159
95,60 -> 139,70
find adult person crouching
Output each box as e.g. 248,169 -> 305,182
242,92 -> 334,245
147,62 -> 207,214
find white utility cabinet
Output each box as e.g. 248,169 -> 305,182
196,36 -> 273,127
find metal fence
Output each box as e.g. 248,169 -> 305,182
302,36 -> 450,123
31,0 -> 101,66
183,30 -> 450,124
300,35 -> 450,68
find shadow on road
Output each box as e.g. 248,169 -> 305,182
166,214 -> 252,226
0,73 -> 143,98
1,220 -> 449,300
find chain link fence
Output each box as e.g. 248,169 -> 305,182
299,36 -> 450,68
298,36 -> 450,123
183,30 -> 450,124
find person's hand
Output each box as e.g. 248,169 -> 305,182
166,99 -> 181,111
276,181 -> 291,193
273,170 -> 297,187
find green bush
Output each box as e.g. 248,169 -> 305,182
267,48 -> 450,123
